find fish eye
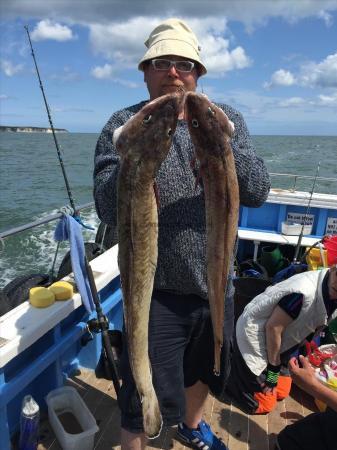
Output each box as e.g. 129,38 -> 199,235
192,118 -> 199,128
167,128 -> 172,137
143,114 -> 152,124
208,107 -> 215,116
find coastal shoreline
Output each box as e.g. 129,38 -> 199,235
0,126 -> 68,133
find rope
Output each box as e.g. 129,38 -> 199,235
49,241 -> 61,280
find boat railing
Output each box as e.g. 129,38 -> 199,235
1,173 -> 336,240
0,202 -> 95,240
269,172 -> 337,192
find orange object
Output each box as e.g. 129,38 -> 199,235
253,391 -> 277,414
276,375 -> 292,400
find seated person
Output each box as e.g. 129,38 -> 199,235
276,354 -> 337,450
225,266 -> 337,414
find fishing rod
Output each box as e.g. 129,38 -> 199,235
293,161 -> 321,263
24,26 -> 120,394
24,25 -> 76,213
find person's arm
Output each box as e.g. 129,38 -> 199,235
93,118 -> 121,226
229,109 -> 271,208
289,355 -> 337,412
263,305 -> 294,393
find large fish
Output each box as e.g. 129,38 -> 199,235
115,93 -> 181,438
185,92 -> 240,375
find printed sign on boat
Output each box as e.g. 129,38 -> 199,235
326,217 -> 337,235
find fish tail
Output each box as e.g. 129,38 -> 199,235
142,388 -> 163,439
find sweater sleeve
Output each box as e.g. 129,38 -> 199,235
222,105 -> 271,208
93,116 -> 121,226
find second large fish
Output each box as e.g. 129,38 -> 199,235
116,93 -> 181,438
185,92 -> 240,375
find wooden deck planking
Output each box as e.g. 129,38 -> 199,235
35,369 -> 319,450
266,397 -> 286,450
247,413 -> 269,450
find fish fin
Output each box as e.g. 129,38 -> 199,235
194,166 -> 204,191
190,157 -> 201,191
153,182 -> 160,209
113,125 -> 124,146
142,388 -> 163,439
190,156 -> 196,170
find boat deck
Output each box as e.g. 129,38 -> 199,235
35,369 -> 318,450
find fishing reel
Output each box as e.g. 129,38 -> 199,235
81,316 -> 109,346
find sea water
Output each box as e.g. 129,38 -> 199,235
0,132 -> 336,287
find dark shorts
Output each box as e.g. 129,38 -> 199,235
277,407 -> 337,450
118,289 -> 234,433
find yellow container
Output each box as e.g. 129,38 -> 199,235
29,287 -> 55,308
306,247 -> 328,270
48,281 -> 73,300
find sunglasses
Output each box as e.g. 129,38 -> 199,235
151,59 -> 195,73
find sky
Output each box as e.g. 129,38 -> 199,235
1,0 -> 337,135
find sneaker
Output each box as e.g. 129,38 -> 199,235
177,421 -> 229,450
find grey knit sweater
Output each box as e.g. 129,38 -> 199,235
94,100 -> 270,300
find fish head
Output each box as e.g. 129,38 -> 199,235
185,92 -> 234,159
116,93 -> 182,170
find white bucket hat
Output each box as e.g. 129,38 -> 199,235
138,18 -> 207,76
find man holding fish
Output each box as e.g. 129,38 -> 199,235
94,18 -> 270,450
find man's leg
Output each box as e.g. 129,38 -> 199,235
119,291 -> 197,448
121,429 -> 147,450
178,301 -> 229,449
184,380 -> 209,428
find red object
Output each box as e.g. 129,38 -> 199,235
305,340 -> 334,367
323,235 -> 337,266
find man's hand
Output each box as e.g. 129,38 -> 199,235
288,355 -> 318,395
261,362 -> 281,394
261,384 -> 276,395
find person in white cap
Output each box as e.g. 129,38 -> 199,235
94,18 -> 270,450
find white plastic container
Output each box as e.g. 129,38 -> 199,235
46,386 -> 99,450
281,221 -> 313,236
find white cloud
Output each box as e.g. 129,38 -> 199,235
279,97 -> 306,107
91,64 -> 139,87
318,9 -> 333,27
91,64 -> 114,79
200,36 -> 251,74
50,67 -> 80,82
53,107 -> 94,113
317,91 -> 337,106
264,53 -> 337,90
31,19 -> 75,42
113,78 -> 139,88
300,53 -> 337,88
3,1 -> 337,28
264,69 -> 296,88
89,17 -> 251,77
89,17 -> 161,67
0,59 -> 23,76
